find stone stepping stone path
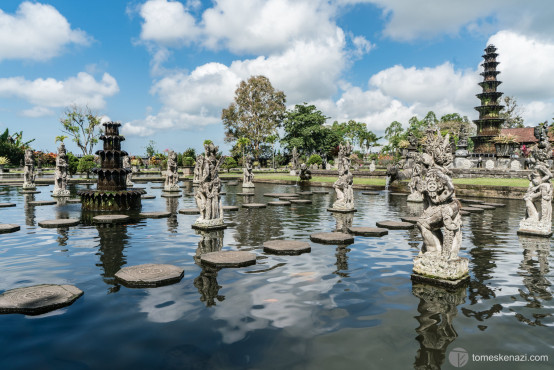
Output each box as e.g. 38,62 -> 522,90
400,216 -> 420,224
140,211 -> 171,218
0,203 -> 16,208
0,191 -> 8,195
361,191 -> 380,195
460,199 -> 484,205
263,240 -> 311,255
227,182 -> 239,186
141,195 -> 156,199
263,193 -> 298,197
161,192 -> 182,198
289,199 -> 312,204
222,205 -> 239,211
179,208 -> 200,215
93,214 -> 130,224
115,264 -> 184,288
0,284 -> 83,315
219,192 -> 227,195
236,192 -> 256,196
20,190 -> 40,194
471,204 -> 496,210
280,196 -> 299,201
376,220 -> 414,230
200,251 -> 256,268
67,198 -> 81,203
28,200 -> 57,206
461,207 -> 484,213
268,201 -> 291,206
151,186 -> 165,189
347,227 -> 388,237
38,219 -> 80,228
242,203 -> 267,208
482,202 -> 506,207
327,208 -> 357,213
312,190 -> 330,194
0,224 -> 20,234
296,191 -> 313,196
310,232 -> 354,245
389,192 -> 408,196
460,210 -> 470,216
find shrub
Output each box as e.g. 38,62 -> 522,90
77,155 -> 96,178
182,156 -> 195,166
67,152 -> 79,176
221,157 -> 237,172
307,154 -> 322,166
183,148 -> 196,158
0,141 -> 24,166
0,156 -> 9,166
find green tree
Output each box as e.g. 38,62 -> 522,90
266,133 -> 279,169
60,105 -> 103,156
77,155 -> 96,178
236,137 -> 251,165
438,113 -> 472,142
183,147 -> 196,159
360,130 -> 382,157
145,140 -> 157,158
222,75 -> 286,160
331,120 -> 368,148
221,156 -> 237,172
67,152 -> 79,176
383,120 -> 405,158
500,96 -> 524,128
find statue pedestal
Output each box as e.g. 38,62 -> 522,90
413,254 -> 469,286
242,182 -> 255,188
517,220 -> 552,237
192,218 -> 227,231
327,207 -> 357,213
163,185 -> 180,192
52,190 -> 70,197
407,192 -> 423,203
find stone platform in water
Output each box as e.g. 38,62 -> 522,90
361,191 -> 380,195
310,232 -> 354,244
461,207 -> 484,213
280,196 -> 299,201
289,199 -> 312,204
38,219 -> 80,228
411,273 -> 470,289
0,284 -> 83,315
400,216 -> 420,224
296,191 -> 313,196
242,203 -> 266,208
236,192 -> 256,196
471,204 -> 496,210
312,190 -> 329,194
141,195 -> 156,199
376,220 -> 414,230
0,203 -> 16,208
263,193 -> 298,198
28,200 -> 57,206
140,211 -> 171,218
389,192 -> 408,196
327,208 -> 357,213
192,222 -> 227,231
268,201 -> 291,206
200,251 -> 256,268
482,202 -> 505,207
460,199 -> 484,205
517,228 -> 553,238
0,224 -> 20,234
347,227 -> 388,237
93,215 -> 130,224
226,182 -> 239,186
20,190 -> 40,194
222,205 -> 239,211
115,263 -> 184,288
263,240 -> 311,255
151,186 -> 164,189
179,208 -> 200,215
67,198 -> 81,203
161,192 -> 182,198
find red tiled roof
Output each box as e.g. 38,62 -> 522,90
500,127 -> 554,144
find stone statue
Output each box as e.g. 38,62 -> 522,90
298,163 -> 311,181
52,143 -> 70,197
413,129 -> 468,284
329,142 -> 355,212
164,150 -> 180,191
122,155 -> 133,187
242,156 -> 255,188
22,149 -> 36,190
290,147 -> 299,174
518,124 -> 553,237
407,153 -> 424,203
193,142 -> 225,230
193,154 -> 203,185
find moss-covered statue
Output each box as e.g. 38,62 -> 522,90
52,143 -> 70,197
328,142 -> 355,213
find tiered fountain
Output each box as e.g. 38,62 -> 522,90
79,122 -> 143,211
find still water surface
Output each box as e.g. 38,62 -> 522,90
0,182 -> 552,369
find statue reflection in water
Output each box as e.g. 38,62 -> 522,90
412,282 -> 466,369
23,194 -> 36,226
94,221 -> 129,293
165,196 -> 179,233
194,229 -> 225,307
517,236 -> 552,326
331,212 -> 354,278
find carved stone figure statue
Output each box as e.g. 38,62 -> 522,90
52,143 -> 70,196
122,155 -> 133,187
242,156 -> 255,188
329,142 -> 355,212
407,153 -> 424,203
413,129 -> 468,284
193,142 -> 226,230
193,154 -> 203,185
518,124 -> 553,237
298,163 -> 311,181
164,150 -> 180,191
22,149 -> 36,190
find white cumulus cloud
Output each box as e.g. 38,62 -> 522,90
139,0 -> 199,46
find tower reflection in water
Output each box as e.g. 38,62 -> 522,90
194,229 -> 224,307
412,282 -> 467,369
94,222 -> 130,294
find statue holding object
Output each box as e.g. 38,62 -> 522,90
52,143 -> 70,197
164,150 -> 180,191
242,156 -> 255,188
328,142 -> 355,213
22,149 -> 36,190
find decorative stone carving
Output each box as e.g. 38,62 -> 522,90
328,142 -> 355,212
510,160 -> 521,171
164,150 -> 180,191
407,153 -> 424,203
369,160 -> 376,173
298,163 -> 311,181
485,159 -> 494,169
22,149 -> 36,190
518,124 -> 553,237
242,156 -> 255,188
52,143 -> 70,197
193,154 -> 203,185
413,129 -> 469,285
193,142 -> 226,230
122,155 -> 133,187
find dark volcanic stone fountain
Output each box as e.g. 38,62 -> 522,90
79,122 -> 143,211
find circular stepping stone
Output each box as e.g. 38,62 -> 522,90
222,205 -> 239,211
263,193 -> 295,197
376,220 -> 414,230
219,192 -> 227,195
38,218 -> 80,228
0,284 -> 83,315
236,192 -> 255,196
348,227 -> 388,237
115,264 -> 184,288
460,210 -> 470,216
227,182 -> 239,186
0,203 -> 16,208
151,186 -> 165,189
28,201 -> 56,206
400,216 -> 420,224
296,191 -> 313,196
460,199 -> 484,205
263,240 -> 311,255
242,203 -> 266,208
200,251 -> 256,268
310,232 -> 354,245
179,208 -> 200,215
142,195 -> 156,199
0,191 -> 8,195
268,201 -> 291,206
279,196 -> 299,201
140,211 -> 171,218
389,192 -> 408,196
20,190 -> 40,194
312,190 -> 329,194
361,191 -> 380,195
470,204 -> 496,210
161,192 -> 182,198
289,199 -> 312,204
66,198 -> 81,203
461,207 -> 484,213
93,214 -> 130,224
482,202 -> 505,207
0,224 -> 20,234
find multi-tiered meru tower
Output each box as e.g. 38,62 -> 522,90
472,44 -> 506,153
79,122 -> 143,211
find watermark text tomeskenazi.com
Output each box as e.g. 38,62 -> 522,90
448,347 -> 550,368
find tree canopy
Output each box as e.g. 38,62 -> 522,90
500,96 -> 524,128
60,105 -> 103,156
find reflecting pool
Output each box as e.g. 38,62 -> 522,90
0,181 -> 552,369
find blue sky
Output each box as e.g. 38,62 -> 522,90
1,0 -> 554,156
